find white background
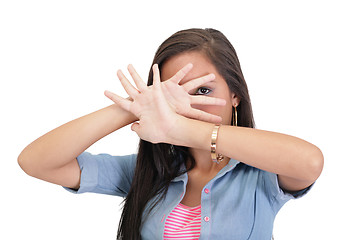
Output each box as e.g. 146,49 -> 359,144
1,0 -> 359,239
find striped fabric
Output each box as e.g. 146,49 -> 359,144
163,203 -> 201,239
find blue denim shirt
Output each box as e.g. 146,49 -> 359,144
64,152 -> 310,239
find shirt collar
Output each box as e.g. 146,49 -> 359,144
171,158 -> 241,182
172,162 -> 188,182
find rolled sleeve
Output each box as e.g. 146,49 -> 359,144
263,171 -> 313,212
63,152 -> 137,197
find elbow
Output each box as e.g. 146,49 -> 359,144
306,146 -> 324,182
18,151 -> 30,175
18,149 -> 37,177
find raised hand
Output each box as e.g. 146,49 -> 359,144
104,63 -> 226,143
105,64 -> 179,143
127,63 -> 226,123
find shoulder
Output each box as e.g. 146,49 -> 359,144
76,152 -> 137,178
65,152 -> 138,196
77,152 -> 137,167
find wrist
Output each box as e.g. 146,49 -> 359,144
165,115 -> 188,146
167,116 -> 213,150
107,104 -> 138,130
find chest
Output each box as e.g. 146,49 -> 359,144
140,165 -> 277,240
180,171 -> 217,207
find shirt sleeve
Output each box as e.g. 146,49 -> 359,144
63,152 -> 137,197
262,171 -> 313,212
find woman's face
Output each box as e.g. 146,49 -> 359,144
161,51 -> 239,125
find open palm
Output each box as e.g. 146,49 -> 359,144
127,63 -> 226,123
104,63 -> 226,143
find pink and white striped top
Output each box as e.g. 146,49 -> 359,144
163,203 -> 201,240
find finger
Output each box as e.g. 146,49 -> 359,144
117,69 -> 141,97
186,108 -> 223,123
182,73 -> 216,93
168,63 -> 193,84
152,64 -> 161,89
104,90 -> 132,112
190,96 -> 226,106
127,64 -> 147,92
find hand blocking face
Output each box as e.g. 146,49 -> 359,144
104,63 -> 226,144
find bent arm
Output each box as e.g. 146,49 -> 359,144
18,104 -> 137,189
169,118 -> 324,192
216,125 -> 323,191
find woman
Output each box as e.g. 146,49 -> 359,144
18,28 -> 323,239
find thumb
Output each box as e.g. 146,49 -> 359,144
131,122 -> 140,134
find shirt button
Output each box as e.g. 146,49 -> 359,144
204,216 -> 210,222
204,188 -> 210,194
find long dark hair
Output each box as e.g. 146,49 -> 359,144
117,28 -> 255,240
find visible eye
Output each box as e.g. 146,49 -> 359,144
195,87 -> 212,95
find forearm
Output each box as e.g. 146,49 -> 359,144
172,118 -> 323,182
18,104 -> 137,174
216,126 -> 323,181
